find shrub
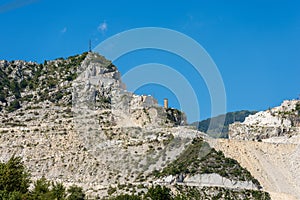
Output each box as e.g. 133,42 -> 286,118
109,194 -> 141,200
0,92 -> 6,103
51,182 -> 66,200
20,80 -> 28,89
9,81 -> 21,99
31,177 -> 52,199
7,100 -> 21,112
145,185 -> 172,200
296,103 -> 300,116
0,155 -> 85,200
67,185 -> 85,200
107,186 -> 117,195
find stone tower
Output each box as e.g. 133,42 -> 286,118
164,98 -> 168,109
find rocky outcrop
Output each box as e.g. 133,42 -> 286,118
229,100 -> 300,141
156,173 -> 258,190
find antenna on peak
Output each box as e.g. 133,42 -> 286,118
89,39 -> 92,52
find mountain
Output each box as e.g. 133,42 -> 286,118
191,110 -> 257,138
0,52 -> 270,199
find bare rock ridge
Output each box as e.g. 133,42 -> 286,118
229,100 -> 300,142
0,52 -> 270,199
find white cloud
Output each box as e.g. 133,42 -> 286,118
61,27 -> 67,34
0,0 -> 39,13
98,21 -> 108,33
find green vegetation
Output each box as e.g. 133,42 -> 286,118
7,100 -> 21,112
296,102 -> 300,116
0,91 -> 6,103
108,186 -> 117,195
166,108 -> 186,125
192,110 -> 257,138
0,156 -> 31,195
174,185 -> 271,200
107,185 -> 171,200
0,67 -> 11,104
67,186 -> 85,200
154,137 -> 260,186
0,155 -> 85,200
107,185 -> 270,200
145,185 -> 172,200
108,194 -> 141,200
0,52 -> 88,112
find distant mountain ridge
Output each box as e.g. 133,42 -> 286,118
192,110 -> 257,138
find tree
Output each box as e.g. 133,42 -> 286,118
0,91 -> 6,103
0,156 -> 31,194
0,190 -> 24,200
67,185 -> 85,200
110,194 -> 141,200
20,80 -> 28,89
296,103 -> 300,116
7,100 -> 21,112
9,81 -> 21,99
145,185 -> 172,200
51,182 -> 66,200
0,150 -> 86,200
31,177 -> 51,200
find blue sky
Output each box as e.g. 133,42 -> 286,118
1,0 -> 300,122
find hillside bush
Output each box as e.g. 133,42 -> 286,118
0,156 -> 85,200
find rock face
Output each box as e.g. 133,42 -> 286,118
229,100 -> 300,141
73,53 -> 186,131
157,173 -> 258,190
